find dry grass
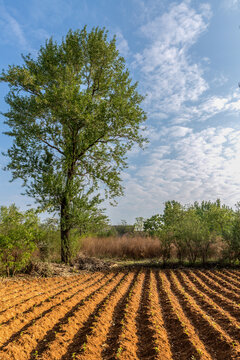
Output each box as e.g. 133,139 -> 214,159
80,236 -> 162,259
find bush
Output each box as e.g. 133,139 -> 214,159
36,218 -> 60,262
222,215 -> 240,262
0,205 -> 38,275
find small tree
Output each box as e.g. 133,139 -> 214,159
134,217 -> 145,233
144,214 -> 164,236
222,204 -> 240,262
144,214 -> 172,263
1,27 -> 147,263
0,205 -> 37,275
193,199 -> 234,235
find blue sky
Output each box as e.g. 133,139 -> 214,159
1,0 -> 240,224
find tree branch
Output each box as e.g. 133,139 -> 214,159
37,136 -> 64,155
77,133 -> 105,159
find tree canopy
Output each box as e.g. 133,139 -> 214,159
1,26 -> 147,263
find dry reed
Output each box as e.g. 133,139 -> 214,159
80,236 -> 162,259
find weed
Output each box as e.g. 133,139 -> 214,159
116,346 -> 123,358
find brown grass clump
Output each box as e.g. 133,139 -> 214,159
80,236 -> 162,260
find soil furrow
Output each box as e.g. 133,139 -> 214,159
135,269 -> 159,359
147,270 -> 172,360
196,271 -> 240,304
1,269 -> 240,360
0,279 -> 42,298
225,269 -> 240,280
0,272 -> 112,354
0,277 -> 74,314
216,270 -> 240,288
0,277 -> 90,325
187,271 -> 240,322
155,271 -> 207,360
0,273 -> 98,326
222,270 -> 240,283
116,271 -> 145,360
29,272 -> 126,360
167,271 -> 240,359
206,271 -> 240,294
61,271 -> 134,360
176,270 -> 240,344
101,270 -> 140,359
0,277 -> 63,304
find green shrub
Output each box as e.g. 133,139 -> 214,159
0,204 -> 38,275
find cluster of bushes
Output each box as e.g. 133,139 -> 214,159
0,205 -> 61,275
0,203 -> 108,275
143,199 -> 240,264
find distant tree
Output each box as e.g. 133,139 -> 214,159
134,216 -> 144,232
114,220 -> 134,236
174,208 -> 212,263
143,214 -> 163,236
1,26 -> 147,263
222,203 -> 240,262
162,200 -> 183,227
193,199 -> 234,235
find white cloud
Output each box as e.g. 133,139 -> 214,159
132,0 -> 240,127
212,73 -> 228,87
0,1 -> 29,49
134,1 -> 211,115
116,31 -> 130,57
172,90 -> 240,124
160,126 -> 192,138
221,0 -> 240,10
107,126 -> 240,223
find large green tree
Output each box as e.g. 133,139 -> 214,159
1,27 -> 147,263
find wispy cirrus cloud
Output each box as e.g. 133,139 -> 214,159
116,31 -> 130,57
132,0 -> 240,126
134,1 -> 211,116
221,0 -> 240,10
0,1 -> 29,50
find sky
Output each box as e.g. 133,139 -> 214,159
1,0 -> 240,224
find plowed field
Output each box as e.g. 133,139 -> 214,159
0,269 -> 240,360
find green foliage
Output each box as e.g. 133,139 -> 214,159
222,206 -> 240,262
143,214 -> 164,236
113,220 -> 134,237
143,199 -> 238,264
193,199 -> 234,235
157,229 -> 173,264
36,218 -> 60,261
96,225 -> 118,238
1,26 -> 147,263
0,205 -> 37,275
174,209 -> 212,263
163,200 -> 183,228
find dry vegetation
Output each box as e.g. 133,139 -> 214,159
80,236 -> 163,259
0,268 -> 240,359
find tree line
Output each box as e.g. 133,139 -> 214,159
143,199 -> 240,264
1,198 -> 240,275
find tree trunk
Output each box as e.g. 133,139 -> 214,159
60,160 -> 76,264
60,196 -> 71,264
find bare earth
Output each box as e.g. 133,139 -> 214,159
0,268 -> 240,359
